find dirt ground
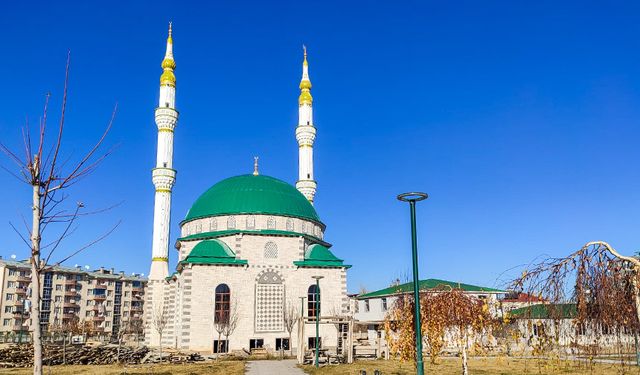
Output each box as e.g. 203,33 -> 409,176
0,357 -> 639,375
0,360 -> 245,375
301,358 -> 640,375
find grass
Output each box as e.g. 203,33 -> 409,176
0,360 -> 245,375
301,358 -> 640,375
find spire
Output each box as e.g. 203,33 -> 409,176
299,45 -> 312,106
253,156 -> 259,176
160,22 -> 176,87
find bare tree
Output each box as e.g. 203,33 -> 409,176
509,241 -> 640,359
0,54 -> 117,375
116,319 -> 132,363
283,301 -> 298,357
222,300 -> 239,354
213,311 -> 226,356
152,306 -> 169,360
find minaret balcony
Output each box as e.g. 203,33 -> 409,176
296,125 -> 316,145
154,107 -> 178,131
152,168 -> 177,190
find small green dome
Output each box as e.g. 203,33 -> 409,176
184,174 -> 321,224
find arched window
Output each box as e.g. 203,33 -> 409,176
209,218 -> 217,231
196,222 -> 202,233
227,216 -> 236,230
246,216 -> 255,230
264,242 -> 278,259
308,284 -> 320,318
301,222 -> 306,234
214,284 -> 230,323
267,216 -> 276,230
286,218 -> 294,231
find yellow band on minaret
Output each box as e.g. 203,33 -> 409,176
299,45 -> 312,105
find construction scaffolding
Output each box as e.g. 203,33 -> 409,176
296,315 -> 354,365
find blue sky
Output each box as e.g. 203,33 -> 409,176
1,1 -> 639,293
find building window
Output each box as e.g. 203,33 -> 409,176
308,337 -> 321,349
381,298 -> 387,311
267,216 -> 276,230
364,300 -> 370,312
301,222 -> 306,233
275,338 -> 290,351
8,270 -> 15,276
308,284 -> 320,318
532,322 -> 545,337
196,222 -> 202,233
4,307 -> 11,313
227,216 -> 236,230
246,216 -> 255,230
7,281 -> 15,288
264,242 -> 278,259
249,339 -> 264,349
286,218 -> 294,231
214,284 -> 231,323
2,319 -> 9,326
213,340 -> 229,353
6,294 -> 13,301
209,218 -> 217,231
55,285 -> 62,291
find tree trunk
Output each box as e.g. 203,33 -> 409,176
159,333 -> 163,362
289,333 -> 293,357
30,183 -> 43,375
461,332 -> 469,375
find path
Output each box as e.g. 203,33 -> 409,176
245,359 -> 306,375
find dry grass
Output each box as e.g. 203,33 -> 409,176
0,360 -> 245,375
301,358 -> 640,375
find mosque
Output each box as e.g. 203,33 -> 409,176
143,25 -> 350,354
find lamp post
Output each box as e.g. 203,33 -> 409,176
312,275 -> 324,368
397,192 -> 428,375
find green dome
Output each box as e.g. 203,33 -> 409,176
184,174 -> 321,224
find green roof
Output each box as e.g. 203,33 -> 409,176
357,279 -> 505,299
183,175 -> 321,224
508,304 -> 577,319
294,244 -> 351,269
178,229 -> 331,247
180,239 -> 247,266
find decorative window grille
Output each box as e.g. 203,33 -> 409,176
255,271 -> 284,332
286,218 -> 294,231
227,216 -> 236,230
264,242 -> 278,259
246,216 -> 255,230
267,217 -> 276,230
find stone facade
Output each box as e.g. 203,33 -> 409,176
146,218 -> 349,353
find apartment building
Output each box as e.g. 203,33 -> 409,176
0,258 -> 147,339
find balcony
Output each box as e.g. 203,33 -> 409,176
12,300 -> 25,306
11,324 -> 27,332
62,313 -> 77,320
91,315 -> 105,322
94,283 -> 108,290
91,294 -> 106,301
63,302 -> 79,309
11,310 -> 25,317
16,275 -> 31,282
132,286 -> 144,293
15,287 -> 28,295
64,289 -> 79,297
130,306 -> 143,313
64,279 -> 78,286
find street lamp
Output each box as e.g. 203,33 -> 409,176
312,275 -> 324,368
397,192 -> 428,375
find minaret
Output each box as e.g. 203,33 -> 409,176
149,23 -> 178,281
295,46 -> 317,203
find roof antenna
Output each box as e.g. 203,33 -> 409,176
253,156 -> 259,176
